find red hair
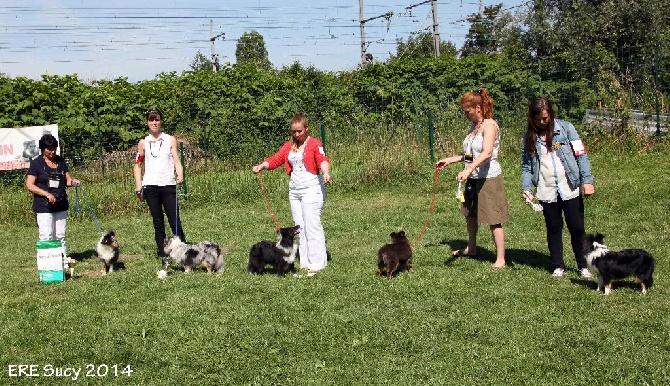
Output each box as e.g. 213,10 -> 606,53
460,88 -> 493,119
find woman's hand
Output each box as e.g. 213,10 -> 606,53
176,176 -> 184,184
45,192 -> 56,204
435,158 -> 451,170
252,162 -> 268,174
70,179 -> 81,187
522,191 -> 535,204
322,172 -> 331,184
583,183 -> 595,197
456,167 -> 472,183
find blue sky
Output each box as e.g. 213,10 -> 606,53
0,0 -> 526,82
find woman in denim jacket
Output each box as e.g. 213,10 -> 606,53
521,97 -> 595,279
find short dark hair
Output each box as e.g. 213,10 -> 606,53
145,109 -> 163,121
38,134 -> 58,151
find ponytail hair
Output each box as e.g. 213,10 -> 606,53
460,88 -> 493,119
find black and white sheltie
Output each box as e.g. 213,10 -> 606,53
377,231 -> 413,279
584,233 -> 655,295
248,225 -> 300,276
163,236 -> 225,273
97,230 -> 120,275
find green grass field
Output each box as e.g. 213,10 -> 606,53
1,151 -> 669,385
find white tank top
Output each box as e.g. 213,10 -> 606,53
142,132 -> 176,186
288,148 -> 318,189
462,119 -> 502,179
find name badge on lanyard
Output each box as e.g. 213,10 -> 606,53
49,172 -> 62,189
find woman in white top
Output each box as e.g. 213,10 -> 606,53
133,109 -> 185,258
435,88 -> 509,270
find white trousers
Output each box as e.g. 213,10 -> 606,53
289,181 -> 327,271
36,211 -> 68,261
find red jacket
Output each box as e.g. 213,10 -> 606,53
265,137 -> 329,175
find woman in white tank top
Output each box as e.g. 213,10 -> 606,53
133,109 -> 186,258
434,88 -> 509,270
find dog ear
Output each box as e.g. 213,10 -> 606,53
390,232 -> 396,238
595,233 -> 604,243
398,231 -> 405,237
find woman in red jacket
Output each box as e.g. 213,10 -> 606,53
253,113 -> 331,274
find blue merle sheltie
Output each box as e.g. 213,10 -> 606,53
163,236 -> 225,273
97,230 -> 120,275
248,225 -> 300,276
377,231 -> 413,279
584,233 -> 655,295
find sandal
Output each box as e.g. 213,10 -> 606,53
452,248 -> 476,257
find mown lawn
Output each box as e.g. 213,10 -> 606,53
1,152 -> 669,385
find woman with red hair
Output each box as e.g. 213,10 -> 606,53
435,88 -> 509,270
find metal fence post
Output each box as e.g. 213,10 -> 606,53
320,122 -> 326,153
428,111 -> 435,163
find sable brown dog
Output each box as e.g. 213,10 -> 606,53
377,231 -> 413,279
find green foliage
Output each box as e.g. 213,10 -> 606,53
391,31 -> 458,61
461,4 -> 513,57
235,30 -> 272,70
189,50 -> 214,72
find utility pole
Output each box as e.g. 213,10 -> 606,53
431,0 -> 440,57
209,19 -> 225,72
358,0 -> 393,65
406,0 -> 441,57
359,0 -> 365,65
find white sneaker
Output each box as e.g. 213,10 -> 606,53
579,268 -> 593,279
551,268 -> 565,278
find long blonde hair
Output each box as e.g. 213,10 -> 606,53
290,113 -> 309,152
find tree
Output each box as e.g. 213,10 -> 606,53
390,31 -> 458,61
189,50 -> 213,72
235,31 -> 272,69
461,4 -> 512,57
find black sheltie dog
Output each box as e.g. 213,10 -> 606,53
248,225 -> 300,276
163,236 -> 225,273
97,230 -> 120,275
584,233 -> 655,295
377,231 -> 413,279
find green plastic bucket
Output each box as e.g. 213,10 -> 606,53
36,240 -> 64,283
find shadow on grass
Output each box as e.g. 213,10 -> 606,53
69,249 -> 96,261
439,239 -> 555,272
571,277 -> 648,293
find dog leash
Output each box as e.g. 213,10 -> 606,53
411,169 -> 440,249
74,184 -> 104,236
256,172 -> 281,233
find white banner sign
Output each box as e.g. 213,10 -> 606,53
0,124 -> 59,170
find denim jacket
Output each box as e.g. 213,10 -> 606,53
521,119 -> 594,194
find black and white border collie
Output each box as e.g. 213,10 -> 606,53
248,225 -> 300,276
163,236 -> 225,273
97,230 -> 119,275
584,233 -> 655,295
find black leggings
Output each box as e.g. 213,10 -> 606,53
144,185 -> 185,257
541,195 -> 586,270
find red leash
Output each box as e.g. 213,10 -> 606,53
256,173 -> 281,233
411,169 -> 440,249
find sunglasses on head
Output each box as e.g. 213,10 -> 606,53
473,89 -> 482,95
